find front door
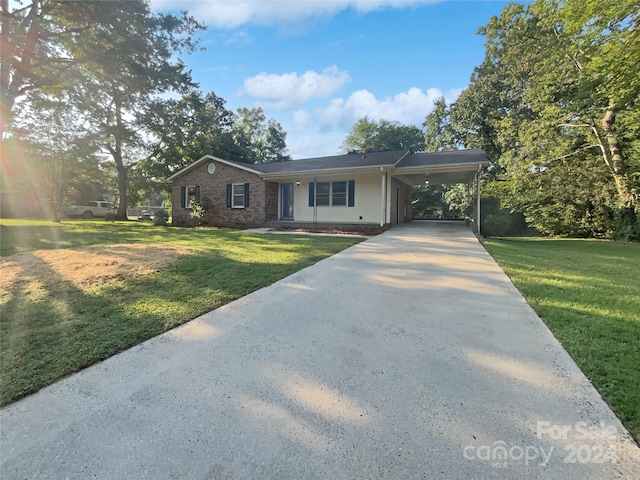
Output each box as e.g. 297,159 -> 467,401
280,183 -> 294,219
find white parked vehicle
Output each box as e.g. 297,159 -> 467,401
64,201 -> 117,219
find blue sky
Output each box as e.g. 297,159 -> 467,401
151,1 -> 511,158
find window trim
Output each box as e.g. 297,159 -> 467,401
184,185 -> 199,209
232,183 -> 245,209
309,180 -> 353,207
331,181 -> 347,206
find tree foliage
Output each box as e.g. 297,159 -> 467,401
71,2 -> 203,219
442,0 -> 640,238
233,107 -> 291,164
1,1 -> 206,219
4,94 -> 102,220
130,97 -> 292,205
423,97 -> 458,152
130,91 -> 238,203
342,117 -> 424,153
1,0 -> 113,137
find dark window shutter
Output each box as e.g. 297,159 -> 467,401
226,184 -> 232,208
308,182 -> 315,207
244,183 -> 250,207
181,186 -> 186,208
348,180 -> 355,207
195,185 -> 200,200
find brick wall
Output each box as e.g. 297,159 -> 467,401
171,160 -> 271,228
265,181 -> 278,221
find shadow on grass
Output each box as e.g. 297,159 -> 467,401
0,235 -> 362,406
0,221 -> 360,257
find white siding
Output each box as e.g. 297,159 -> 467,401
289,172 -> 384,224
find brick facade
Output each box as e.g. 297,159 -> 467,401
171,159 -> 277,227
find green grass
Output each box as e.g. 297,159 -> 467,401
483,238 -> 640,440
0,219 -> 363,405
0,218 -> 195,256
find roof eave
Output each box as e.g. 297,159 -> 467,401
395,160 -> 489,174
260,164 -> 395,179
165,155 -> 263,183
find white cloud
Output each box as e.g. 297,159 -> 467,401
239,65 -> 351,108
151,1 -> 441,29
291,109 -> 313,131
316,86 -> 463,131
286,131 -> 347,159
281,86 -> 463,157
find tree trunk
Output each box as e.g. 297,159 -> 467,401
112,90 -> 129,220
1,0 -> 11,139
116,161 -> 128,220
601,102 -> 636,210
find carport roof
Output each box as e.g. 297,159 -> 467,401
256,148 -> 489,176
396,149 -> 488,168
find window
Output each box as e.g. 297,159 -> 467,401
309,180 -> 355,207
226,182 -> 250,208
180,185 -> 199,208
316,182 -> 330,206
232,183 -> 245,208
186,186 -> 198,207
332,181 -> 346,206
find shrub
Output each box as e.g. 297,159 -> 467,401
188,197 -> 213,226
613,208 -> 640,241
482,212 -> 527,238
153,209 -> 169,226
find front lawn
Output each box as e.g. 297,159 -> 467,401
483,238 -> 640,441
0,219 -> 363,405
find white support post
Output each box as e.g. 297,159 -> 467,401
313,176 -> 317,224
476,167 -> 482,235
380,170 -> 386,227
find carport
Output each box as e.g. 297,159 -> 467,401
391,149 -> 489,232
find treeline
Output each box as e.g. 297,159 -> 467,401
1,1 -> 290,221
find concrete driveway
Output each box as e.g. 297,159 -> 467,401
2,221 -> 639,479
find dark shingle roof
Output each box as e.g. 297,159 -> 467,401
167,148 -> 490,183
397,149 -> 488,168
248,149 -> 409,174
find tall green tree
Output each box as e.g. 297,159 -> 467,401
4,94 -> 102,220
342,117 -> 424,153
482,0 -> 639,210
423,97 -> 458,152
1,0 -> 88,137
71,1 -> 204,219
232,107 -> 291,163
450,0 -> 639,237
2,1 -> 205,219
132,91 -> 239,202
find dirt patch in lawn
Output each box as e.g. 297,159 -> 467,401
0,244 -> 192,297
